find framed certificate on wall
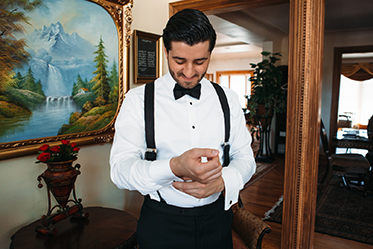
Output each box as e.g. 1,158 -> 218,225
133,30 -> 161,84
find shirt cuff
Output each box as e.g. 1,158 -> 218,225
222,167 -> 243,210
149,158 -> 178,186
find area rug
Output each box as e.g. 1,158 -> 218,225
244,162 -> 277,188
264,178 -> 373,245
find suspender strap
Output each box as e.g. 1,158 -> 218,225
211,83 -> 242,206
144,80 -> 241,206
144,81 -> 157,161
144,81 -> 231,165
211,82 -> 231,167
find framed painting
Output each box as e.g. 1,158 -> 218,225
133,30 -> 161,84
0,0 -> 133,160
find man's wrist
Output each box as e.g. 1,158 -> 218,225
219,177 -> 225,192
169,157 -> 179,177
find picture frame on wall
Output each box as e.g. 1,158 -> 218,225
0,0 -> 132,160
133,30 -> 161,84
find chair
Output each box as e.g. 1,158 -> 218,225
368,115 -> 373,139
231,204 -> 271,249
319,120 -> 371,194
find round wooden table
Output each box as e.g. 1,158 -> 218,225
10,206 -> 138,249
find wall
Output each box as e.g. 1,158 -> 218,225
0,143 -> 124,247
129,0 -> 173,89
208,55 -> 261,80
321,29 -> 373,136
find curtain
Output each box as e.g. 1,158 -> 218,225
341,63 -> 373,81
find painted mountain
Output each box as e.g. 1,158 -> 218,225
16,22 -> 96,96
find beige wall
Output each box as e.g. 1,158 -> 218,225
0,143 -> 124,247
129,0 -> 173,89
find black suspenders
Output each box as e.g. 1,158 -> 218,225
144,81 -> 157,161
211,83 -> 231,167
143,80 -> 243,207
144,81 -> 230,165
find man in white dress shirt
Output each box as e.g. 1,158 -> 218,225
110,8 -> 256,249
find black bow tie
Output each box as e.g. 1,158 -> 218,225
173,83 -> 201,100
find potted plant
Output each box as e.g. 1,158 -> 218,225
246,51 -> 287,120
246,51 -> 287,162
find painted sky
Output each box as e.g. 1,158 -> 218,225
22,0 -> 118,62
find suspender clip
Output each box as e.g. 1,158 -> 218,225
222,142 -> 230,167
145,148 -> 157,161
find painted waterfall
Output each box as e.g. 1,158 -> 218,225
0,0 -> 119,143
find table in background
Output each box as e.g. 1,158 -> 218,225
10,207 -> 138,249
332,129 -> 373,165
332,129 -> 373,151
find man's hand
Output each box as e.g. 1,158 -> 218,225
169,148 -> 225,198
170,148 -> 222,184
172,176 -> 225,199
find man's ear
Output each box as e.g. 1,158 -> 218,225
163,45 -> 168,58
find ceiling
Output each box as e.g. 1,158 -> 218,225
209,0 -> 373,59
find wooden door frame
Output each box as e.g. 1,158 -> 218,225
169,1 -> 324,248
329,45 -> 373,153
215,70 -> 253,83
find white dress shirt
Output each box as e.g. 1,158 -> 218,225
110,72 -> 256,210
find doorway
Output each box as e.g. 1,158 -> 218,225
170,1 -> 325,248
329,45 -> 373,153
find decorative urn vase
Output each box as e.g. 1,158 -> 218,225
39,158 -> 79,208
35,140 -> 88,236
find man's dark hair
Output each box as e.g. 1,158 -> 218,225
163,9 -> 217,53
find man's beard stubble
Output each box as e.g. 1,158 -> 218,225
169,68 -> 206,89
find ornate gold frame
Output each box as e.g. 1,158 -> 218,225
0,0 -> 133,160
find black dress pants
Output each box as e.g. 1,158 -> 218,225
136,194 -> 233,249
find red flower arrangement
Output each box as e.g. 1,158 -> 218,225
36,140 -> 80,163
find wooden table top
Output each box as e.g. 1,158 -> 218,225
10,206 -> 138,249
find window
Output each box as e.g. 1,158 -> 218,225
338,75 -> 373,127
216,71 -> 253,108
204,73 -> 213,81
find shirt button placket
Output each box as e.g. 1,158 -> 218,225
187,98 -> 198,147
